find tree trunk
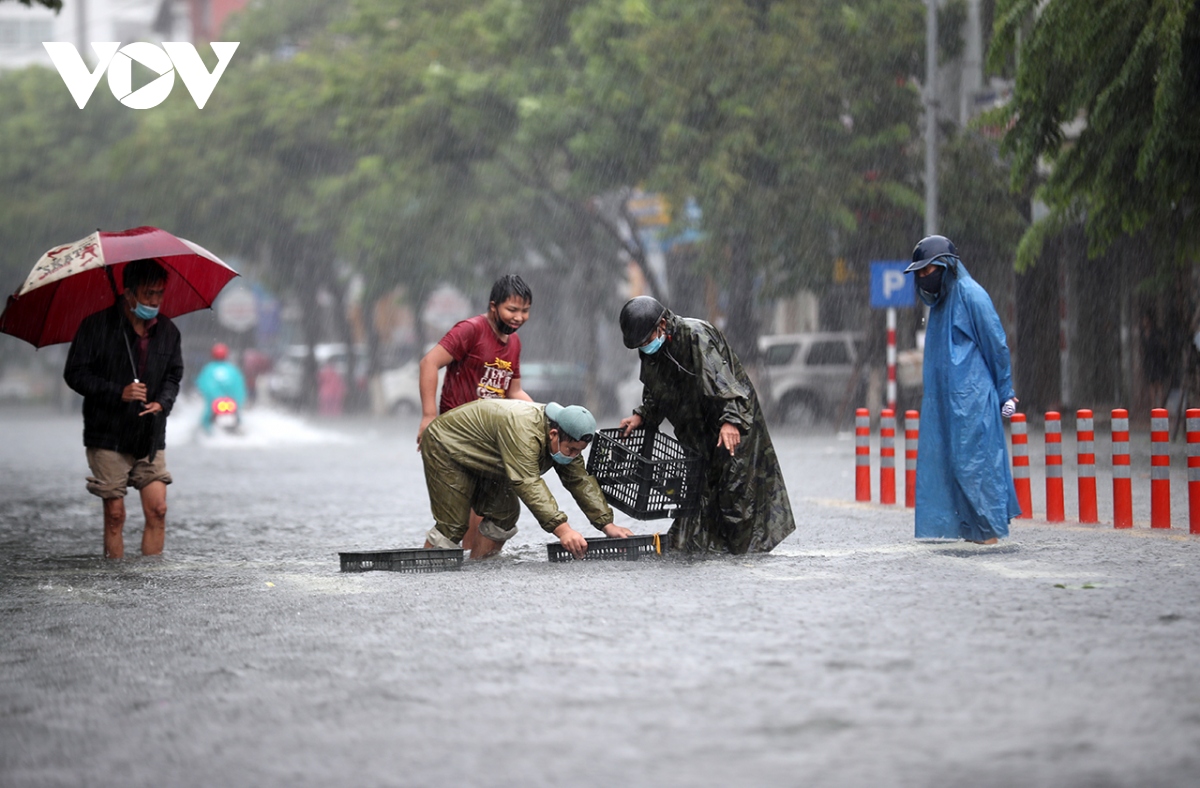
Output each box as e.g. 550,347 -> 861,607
724,232 -> 760,365
1014,241 -> 1061,414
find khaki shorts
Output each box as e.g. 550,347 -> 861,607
85,448 -> 172,499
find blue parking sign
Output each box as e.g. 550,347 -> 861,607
870,260 -> 914,308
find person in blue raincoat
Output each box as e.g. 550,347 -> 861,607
195,343 -> 247,433
907,235 -> 1021,543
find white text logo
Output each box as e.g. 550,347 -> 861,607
43,42 -> 239,109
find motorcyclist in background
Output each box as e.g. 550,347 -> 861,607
195,343 -> 248,434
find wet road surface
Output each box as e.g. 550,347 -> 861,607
2,401 -> 1199,787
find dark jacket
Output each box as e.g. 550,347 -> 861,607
64,305 -> 183,456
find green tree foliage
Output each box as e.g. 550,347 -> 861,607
939,132 -> 1027,271
815,0 -> 930,283
0,67 -> 137,292
323,0 -> 654,296
109,10 -> 361,407
0,0 -> 1026,383
589,0 -> 930,355
989,0 -> 1200,270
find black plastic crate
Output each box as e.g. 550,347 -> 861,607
546,534 -> 666,562
339,547 -> 464,573
585,426 -> 702,520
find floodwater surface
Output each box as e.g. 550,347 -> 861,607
2,401 -> 1199,787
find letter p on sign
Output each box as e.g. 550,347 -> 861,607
870,261 -> 915,309
883,270 -> 906,299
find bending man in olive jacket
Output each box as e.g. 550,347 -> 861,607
618,296 -> 795,554
421,399 -> 633,559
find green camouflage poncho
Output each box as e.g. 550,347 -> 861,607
633,314 -> 795,553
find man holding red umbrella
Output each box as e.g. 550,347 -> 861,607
63,259 -> 184,559
2,226 -> 237,558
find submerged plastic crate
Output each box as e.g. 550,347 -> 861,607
546,534 -> 665,562
339,547 -> 464,573
585,426 -> 702,520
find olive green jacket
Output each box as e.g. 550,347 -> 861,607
425,399 -> 614,532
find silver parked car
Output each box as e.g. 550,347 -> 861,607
757,332 -> 865,427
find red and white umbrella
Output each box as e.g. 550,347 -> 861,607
0,226 -> 239,348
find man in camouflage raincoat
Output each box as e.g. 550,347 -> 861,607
618,297 -> 795,554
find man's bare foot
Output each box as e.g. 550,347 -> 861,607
970,537 -> 999,545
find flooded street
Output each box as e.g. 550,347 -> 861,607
3,401 -> 1200,788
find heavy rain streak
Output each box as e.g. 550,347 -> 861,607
1,1 -> 1199,787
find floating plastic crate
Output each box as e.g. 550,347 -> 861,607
585,426 -> 702,520
339,547 -> 464,573
546,534 -> 666,562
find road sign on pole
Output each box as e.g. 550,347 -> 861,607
870,260 -> 914,309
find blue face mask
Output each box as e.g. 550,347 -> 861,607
133,301 -> 159,321
639,333 -> 666,355
551,450 -> 574,465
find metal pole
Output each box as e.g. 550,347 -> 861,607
886,307 -> 897,411
925,0 -> 939,237
961,0 -> 983,125
75,0 -> 87,54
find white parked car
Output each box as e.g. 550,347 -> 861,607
376,360 -> 424,415
757,332 -> 865,427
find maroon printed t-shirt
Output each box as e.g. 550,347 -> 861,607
437,314 -> 522,414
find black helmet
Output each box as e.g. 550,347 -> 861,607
904,235 -> 958,273
619,296 -> 668,348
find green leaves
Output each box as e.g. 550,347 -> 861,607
991,0 -> 1200,268
0,0 -> 1029,353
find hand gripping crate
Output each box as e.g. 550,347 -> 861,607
546,533 -> 665,562
585,426 -> 702,520
339,547 -> 464,573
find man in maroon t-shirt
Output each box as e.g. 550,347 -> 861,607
417,275 -> 534,556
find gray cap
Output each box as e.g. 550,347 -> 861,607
545,402 -> 596,442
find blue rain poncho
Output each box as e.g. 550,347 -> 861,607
915,259 -> 1021,540
196,360 -> 247,406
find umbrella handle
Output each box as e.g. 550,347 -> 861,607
120,322 -> 138,380
104,265 -> 121,298
104,265 -> 141,377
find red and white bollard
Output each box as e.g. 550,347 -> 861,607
904,410 -> 919,508
1151,408 -> 1171,529
855,408 -> 871,502
880,409 -> 896,504
1111,408 -> 1133,529
1076,409 -> 1098,523
1010,413 -> 1032,518
1045,412 -> 1065,522
1188,408 -> 1200,534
